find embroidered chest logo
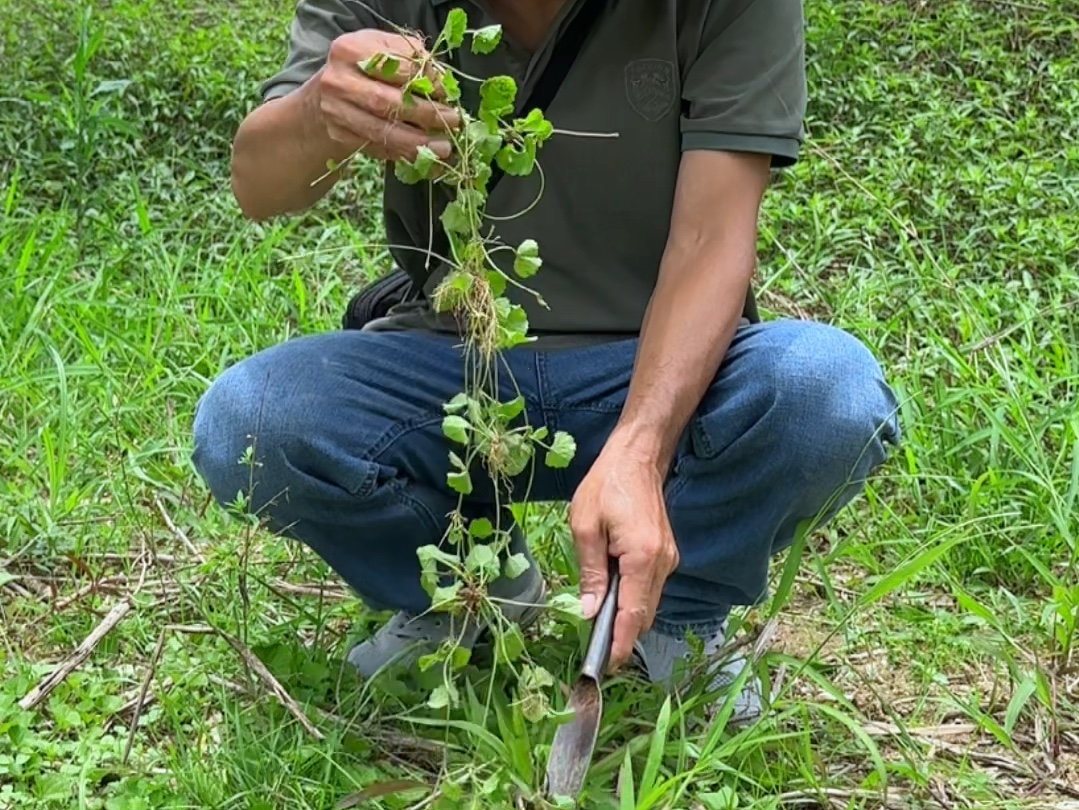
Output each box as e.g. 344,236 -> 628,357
625,58 -> 677,122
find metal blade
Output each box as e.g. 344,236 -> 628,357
544,675 -> 603,802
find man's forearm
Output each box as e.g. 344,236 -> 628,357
609,238 -> 755,472
231,73 -> 353,221
608,151 -> 771,473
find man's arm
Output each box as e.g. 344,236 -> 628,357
233,3 -> 457,221
570,0 -> 806,668
231,81 -> 352,220
611,149 -> 770,471
569,150 -> 771,668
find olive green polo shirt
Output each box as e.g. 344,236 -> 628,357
262,0 -> 807,346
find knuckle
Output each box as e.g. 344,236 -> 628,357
374,119 -> 397,145
318,66 -> 345,97
328,34 -> 359,63
364,87 -> 396,120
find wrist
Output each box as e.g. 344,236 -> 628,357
605,420 -> 674,477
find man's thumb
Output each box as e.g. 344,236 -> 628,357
576,540 -> 610,621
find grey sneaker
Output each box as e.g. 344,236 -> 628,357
346,557 -> 547,679
631,620 -> 764,726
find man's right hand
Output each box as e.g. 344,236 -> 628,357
313,30 -> 460,163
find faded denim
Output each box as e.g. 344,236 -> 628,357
191,320 -> 901,634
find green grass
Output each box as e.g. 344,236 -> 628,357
2,0 -> 1077,808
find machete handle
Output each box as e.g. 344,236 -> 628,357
580,557 -> 620,681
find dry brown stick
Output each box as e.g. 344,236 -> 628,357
775,786 -> 912,810
269,580 -> 351,600
314,705 -> 443,757
19,598 -> 134,711
154,495 -> 205,563
219,630 -> 324,740
1,577 -> 33,600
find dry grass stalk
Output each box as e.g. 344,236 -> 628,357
18,597 -> 134,711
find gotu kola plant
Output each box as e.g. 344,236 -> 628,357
345,12 -> 584,718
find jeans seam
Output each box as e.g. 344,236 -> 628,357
366,414 -> 443,466
535,352 -> 570,495
393,487 -> 444,540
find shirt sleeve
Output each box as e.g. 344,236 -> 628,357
261,0 -> 385,101
680,0 -> 807,167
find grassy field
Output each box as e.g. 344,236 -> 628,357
2,1 -> 1078,808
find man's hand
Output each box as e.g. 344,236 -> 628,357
314,30 -> 460,162
569,440 -> 680,671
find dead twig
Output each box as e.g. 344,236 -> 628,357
775,786 -> 912,809
19,598 -> 134,711
220,630 -> 324,740
123,624 -> 214,765
269,580 -> 351,601
154,495 -> 205,564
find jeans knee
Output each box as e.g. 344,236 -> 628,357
192,355 -> 377,515
773,323 -> 900,482
191,362 -> 265,509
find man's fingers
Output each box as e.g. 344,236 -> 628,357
359,79 -> 461,133
323,98 -> 451,162
609,567 -> 649,670
642,535 -> 679,634
569,505 -> 609,620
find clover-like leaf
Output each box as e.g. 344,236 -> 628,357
496,298 -> 531,350
451,645 -> 471,671
548,592 -> 584,620
500,433 -> 534,477
503,552 -> 531,580
479,76 -> 517,120
520,664 -> 555,692
427,683 -> 459,710
440,69 -> 461,102
405,75 -> 436,98
545,431 -> 577,468
497,396 -> 526,422
520,690 -> 550,723
486,269 -> 507,298
417,544 -> 460,569
442,414 -> 471,445
466,120 -> 503,163
516,108 -> 554,142
444,392 -> 471,414
440,201 -> 471,235
469,517 -> 494,539
431,581 -> 461,610
447,469 -> 473,495
496,140 -> 536,176
465,544 -> 499,578
442,7 -> 468,49
471,24 -> 503,54
394,145 -> 439,184
358,52 -> 398,80
514,238 -> 542,278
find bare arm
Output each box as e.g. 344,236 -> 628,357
611,149 -> 771,470
231,79 -> 349,220
231,30 -> 459,221
570,149 -> 772,668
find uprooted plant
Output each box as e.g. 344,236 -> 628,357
339,13 -> 587,732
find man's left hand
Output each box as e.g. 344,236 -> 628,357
568,441 -> 680,671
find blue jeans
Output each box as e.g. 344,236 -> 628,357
191,320 -> 900,635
